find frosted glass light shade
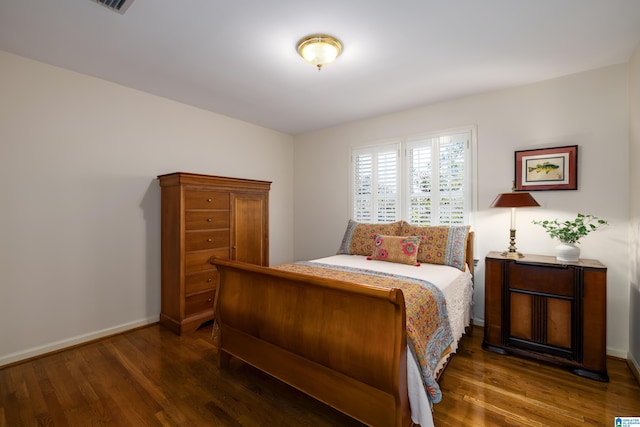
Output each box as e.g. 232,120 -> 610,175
297,34 -> 342,70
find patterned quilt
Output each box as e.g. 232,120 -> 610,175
274,261 -> 454,404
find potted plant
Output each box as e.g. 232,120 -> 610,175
532,213 -> 608,262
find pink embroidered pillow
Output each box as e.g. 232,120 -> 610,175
337,220 -> 403,256
367,235 -> 421,266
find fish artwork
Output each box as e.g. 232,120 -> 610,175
527,161 -> 560,174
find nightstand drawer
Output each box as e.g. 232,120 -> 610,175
185,291 -> 215,317
508,262 -> 574,297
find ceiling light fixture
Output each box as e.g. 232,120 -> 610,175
296,34 -> 343,71
92,0 -> 135,14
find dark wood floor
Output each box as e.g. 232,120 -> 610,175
1,323 -> 639,426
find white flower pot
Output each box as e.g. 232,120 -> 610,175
555,241 -> 580,262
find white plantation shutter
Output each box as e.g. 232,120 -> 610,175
406,131 -> 469,225
376,149 -> 399,222
353,151 -> 373,222
408,143 -> 433,225
438,134 -> 467,224
352,143 -> 400,223
351,128 -> 473,226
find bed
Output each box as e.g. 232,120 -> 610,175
210,221 -> 474,427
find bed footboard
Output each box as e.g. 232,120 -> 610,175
210,257 -> 411,427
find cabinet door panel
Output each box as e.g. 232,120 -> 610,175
547,298 -> 571,348
232,193 -> 267,265
510,292 -> 532,340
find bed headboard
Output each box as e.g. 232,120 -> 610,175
467,231 -> 475,277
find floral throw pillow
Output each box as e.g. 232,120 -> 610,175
399,222 -> 470,270
337,220 -> 403,256
367,235 -> 422,266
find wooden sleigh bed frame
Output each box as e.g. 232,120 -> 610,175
210,232 -> 474,427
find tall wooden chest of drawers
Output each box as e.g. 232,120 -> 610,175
483,252 -> 608,381
158,172 -> 270,334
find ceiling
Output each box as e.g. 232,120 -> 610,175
2,1 -> 640,135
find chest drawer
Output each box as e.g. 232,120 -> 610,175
185,190 -> 229,209
185,249 -> 229,273
186,230 -> 230,251
185,211 -> 230,230
185,270 -> 219,295
185,291 -> 215,317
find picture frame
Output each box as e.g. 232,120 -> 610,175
514,145 -> 578,191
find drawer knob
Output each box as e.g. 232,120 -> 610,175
207,218 -> 212,222
208,298 -> 213,302
207,238 -> 212,242
207,278 -> 212,282
207,198 -> 212,202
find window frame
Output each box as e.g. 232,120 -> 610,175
349,126 -> 477,227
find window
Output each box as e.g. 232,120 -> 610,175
351,127 -> 475,226
352,142 -> 401,223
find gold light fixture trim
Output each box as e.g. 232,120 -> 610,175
296,34 -> 343,70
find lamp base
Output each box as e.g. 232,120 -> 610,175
502,229 -> 524,259
501,250 -> 524,259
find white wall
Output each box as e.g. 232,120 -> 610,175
293,64 -> 630,357
1,48 -> 633,365
629,42 -> 640,370
0,51 -> 295,365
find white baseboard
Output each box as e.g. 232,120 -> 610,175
0,315 -> 159,368
628,351 -> 640,384
607,347 -> 629,359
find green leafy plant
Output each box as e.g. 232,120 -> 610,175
532,213 -> 608,244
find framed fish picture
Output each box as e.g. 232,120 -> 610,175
514,145 -> 578,191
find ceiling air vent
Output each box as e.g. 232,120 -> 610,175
92,0 -> 135,14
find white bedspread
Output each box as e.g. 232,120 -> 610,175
310,255 -> 473,427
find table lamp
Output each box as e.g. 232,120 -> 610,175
490,186 -> 540,258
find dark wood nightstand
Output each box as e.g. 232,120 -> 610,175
483,251 -> 608,381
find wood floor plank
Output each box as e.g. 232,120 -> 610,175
31,358 -> 69,427
1,367 -> 39,426
1,323 -> 639,426
435,328 -> 640,426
